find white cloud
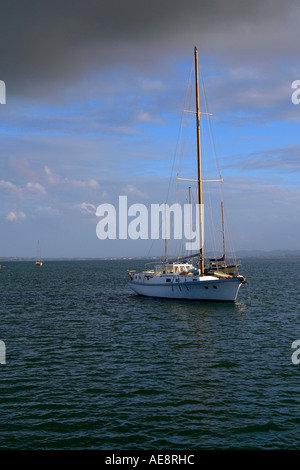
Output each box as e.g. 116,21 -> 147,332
44,166 -> 60,184
26,182 -> 46,195
0,179 -> 19,191
44,166 -> 99,190
77,202 -> 97,215
123,184 -> 149,199
0,179 -> 23,199
71,179 -> 99,189
6,211 -> 26,222
137,112 -> 163,124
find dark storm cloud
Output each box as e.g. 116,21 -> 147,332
1,0 -> 299,97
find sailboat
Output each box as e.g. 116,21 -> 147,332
35,240 -> 43,266
128,47 -> 246,302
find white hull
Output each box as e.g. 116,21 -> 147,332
128,275 -> 243,302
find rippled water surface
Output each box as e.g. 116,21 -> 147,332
0,259 -> 300,449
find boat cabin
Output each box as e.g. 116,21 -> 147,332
154,262 -> 198,276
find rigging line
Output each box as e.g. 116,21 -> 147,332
177,91 -> 193,183
189,187 -> 201,260
203,142 -> 221,259
200,97 -> 222,260
145,234 -> 158,259
165,61 -> 194,205
199,71 -> 221,180
172,61 -> 194,260
199,62 -> 222,180
173,185 -> 191,261
199,61 -> 235,262
177,64 -> 194,180
146,62 -> 193,261
219,180 -> 238,265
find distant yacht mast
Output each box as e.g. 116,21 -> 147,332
194,46 -> 204,274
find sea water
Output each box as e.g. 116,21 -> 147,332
0,259 -> 299,450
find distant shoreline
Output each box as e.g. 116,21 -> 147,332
1,250 -> 300,262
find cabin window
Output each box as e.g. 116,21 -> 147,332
204,286 -> 208,290
166,278 -> 171,282
213,285 -> 217,289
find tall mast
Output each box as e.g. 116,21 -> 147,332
194,46 -> 204,274
189,186 -> 192,261
164,204 -> 168,263
221,201 -> 226,265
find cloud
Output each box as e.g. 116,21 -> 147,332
136,112 -> 163,124
78,202 -> 96,215
9,157 -> 38,180
224,145 -> 300,176
1,1 -> 299,99
123,184 -> 149,200
6,211 -> 26,222
0,1 -> 299,257
26,182 -> 46,194
44,166 -> 99,190
0,179 -> 23,199
44,166 -> 60,184
1,178 -> 46,199
70,179 -> 99,189
139,78 -> 166,92
0,179 -> 18,191
203,68 -> 295,120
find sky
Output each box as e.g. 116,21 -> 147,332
0,0 -> 300,258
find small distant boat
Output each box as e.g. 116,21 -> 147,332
35,240 -> 43,266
